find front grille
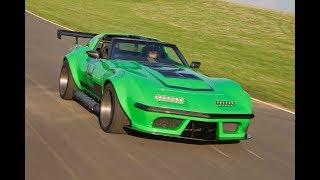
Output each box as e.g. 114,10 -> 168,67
153,117 -> 182,129
181,121 -> 217,140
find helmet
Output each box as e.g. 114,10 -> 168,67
146,44 -> 160,52
142,44 -> 161,58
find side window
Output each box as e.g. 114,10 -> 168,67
91,38 -> 109,59
100,42 -> 111,59
164,47 -> 182,65
94,40 -> 104,51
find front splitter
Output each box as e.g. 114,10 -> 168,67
124,126 -> 252,142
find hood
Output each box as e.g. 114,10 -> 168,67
107,60 -> 213,91
104,60 -> 252,114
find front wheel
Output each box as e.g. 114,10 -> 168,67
99,83 -> 130,133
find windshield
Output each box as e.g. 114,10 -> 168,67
109,39 -> 188,66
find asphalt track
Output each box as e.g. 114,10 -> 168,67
26,12 -> 295,180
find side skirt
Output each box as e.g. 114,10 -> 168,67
74,91 -> 100,115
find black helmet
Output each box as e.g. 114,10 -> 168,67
146,44 -> 160,52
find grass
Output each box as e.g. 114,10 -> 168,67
26,0 -> 295,110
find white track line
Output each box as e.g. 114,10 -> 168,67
245,149 -> 264,160
252,98 -> 295,114
25,9 -> 295,115
210,146 -> 231,158
25,10 -> 73,31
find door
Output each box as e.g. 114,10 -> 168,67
81,36 -> 105,96
84,40 -> 112,99
84,58 -> 102,98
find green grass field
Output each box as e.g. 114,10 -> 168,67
26,0 -> 295,110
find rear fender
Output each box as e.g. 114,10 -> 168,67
62,34 -> 103,90
63,45 -> 89,90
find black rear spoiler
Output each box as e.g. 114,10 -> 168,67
57,29 -> 98,44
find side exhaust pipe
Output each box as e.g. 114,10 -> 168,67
74,91 -> 100,115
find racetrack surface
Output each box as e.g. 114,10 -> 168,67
26,12 -> 295,180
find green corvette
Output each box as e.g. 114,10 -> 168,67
57,29 -> 254,141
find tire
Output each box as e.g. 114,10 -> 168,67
99,83 -> 130,133
59,61 -> 76,100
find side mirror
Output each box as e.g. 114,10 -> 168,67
86,50 -> 100,59
190,61 -> 201,68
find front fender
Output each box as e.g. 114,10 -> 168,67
107,69 -> 153,119
209,78 -> 253,113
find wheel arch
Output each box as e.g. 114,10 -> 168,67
102,79 -> 132,126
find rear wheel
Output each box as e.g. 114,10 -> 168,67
99,83 -> 130,133
59,61 -> 76,100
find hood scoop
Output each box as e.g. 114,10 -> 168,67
149,65 -> 200,80
142,63 -> 214,91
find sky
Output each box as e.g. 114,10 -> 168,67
229,0 -> 295,13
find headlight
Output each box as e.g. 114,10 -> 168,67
155,95 -> 185,104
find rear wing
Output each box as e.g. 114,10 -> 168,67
57,29 -> 98,44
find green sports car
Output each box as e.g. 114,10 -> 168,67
57,29 -> 254,141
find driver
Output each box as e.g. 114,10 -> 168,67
146,45 -> 160,63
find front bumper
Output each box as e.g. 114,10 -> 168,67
129,103 -> 254,141
134,103 -> 254,119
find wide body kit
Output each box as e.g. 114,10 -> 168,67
58,30 -> 254,141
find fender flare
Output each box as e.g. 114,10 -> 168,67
63,57 -> 82,90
